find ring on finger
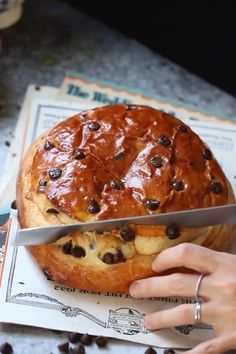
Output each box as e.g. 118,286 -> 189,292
194,301 -> 202,324
195,273 -> 205,302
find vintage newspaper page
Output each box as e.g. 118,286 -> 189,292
57,71 -> 236,125
0,99 -> 236,351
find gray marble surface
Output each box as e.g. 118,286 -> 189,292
1,0 -> 236,352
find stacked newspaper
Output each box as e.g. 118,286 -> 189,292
0,72 -> 236,352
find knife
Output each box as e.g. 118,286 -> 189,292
15,203 -> 236,246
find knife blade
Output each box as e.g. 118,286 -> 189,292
15,203 -> 236,246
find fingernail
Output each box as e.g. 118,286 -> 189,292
129,282 -> 140,297
144,315 -> 152,330
152,260 -> 158,272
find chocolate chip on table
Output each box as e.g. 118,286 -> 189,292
80,333 -> 93,346
172,180 -> 184,191
210,181 -> 223,194
164,348 -> 176,354
46,208 -> 59,214
87,198 -> 100,214
62,241 -> 73,255
68,332 -> 82,344
202,147 -> 212,160
120,226 -> 135,241
114,151 -> 126,160
166,223 -> 180,239
74,150 -> 86,160
144,346 -> 157,354
111,179 -> 124,190
145,199 -> 160,210
176,124 -> 188,133
0,342 -> 13,354
102,252 -> 114,264
44,140 -> 55,150
95,336 -> 108,348
48,167 -> 62,180
71,246 -> 86,258
73,343 -> 85,354
10,200 -> 17,210
57,341 -> 70,353
157,135 -> 172,147
87,121 -> 101,131
150,156 -> 163,168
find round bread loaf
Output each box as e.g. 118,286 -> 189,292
17,104 -> 234,292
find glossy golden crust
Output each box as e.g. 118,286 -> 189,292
17,104 -> 234,293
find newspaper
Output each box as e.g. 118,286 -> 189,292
0,99 -> 236,351
0,73 -> 236,351
58,71 -> 236,124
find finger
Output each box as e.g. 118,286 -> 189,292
144,303 -> 209,330
152,243 -> 218,274
130,273 -> 211,299
183,333 -> 236,354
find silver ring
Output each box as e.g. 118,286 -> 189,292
194,301 -> 202,324
195,274 -> 205,302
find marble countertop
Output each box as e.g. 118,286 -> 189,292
1,0 -> 236,352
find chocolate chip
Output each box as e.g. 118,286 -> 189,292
166,223 -> 180,239
210,181 -> 223,194
172,180 -> 184,191
73,343 -> 85,354
46,208 -> 59,214
44,140 -> 55,150
202,148 -> 212,160
113,250 -> 125,263
150,156 -> 163,168
157,135 -> 172,147
57,341 -> 69,353
38,180 -> 47,189
71,246 -> 86,258
68,332 -> 81,344
74,150 -> 86,160
126,105 -> 138,110
87,121 -> 101,131
176,125 -> 188,133
87,198 -> 100,214
114,151 -> 126,160
144,346 -> 157,354
120,226 -> 135,241
48,167 -> 62,180
0,342 -> 13,354
80,333 -> 93,346
102,253 -> 114,264
11,200 -> 17,210
4,141 -> 10,147
145,199 -> 160,210
111,179 -> 124,190
164,349 -> 176,354
95,336 -> 108,348
62,241 -> 73,255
